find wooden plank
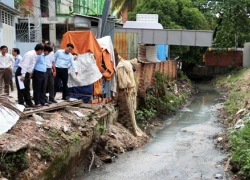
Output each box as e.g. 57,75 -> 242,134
22,100 -> 83,116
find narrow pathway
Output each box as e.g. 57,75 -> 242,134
75,84 -> 226,180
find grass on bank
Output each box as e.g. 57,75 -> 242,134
230,121 -> 250,177
216,68 -> 250,121
216,67 -> 250,178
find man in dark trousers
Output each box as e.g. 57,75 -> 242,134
0,45 -> 14,95
54,43 -> 78,100
15,44 -> 44,107
33,45 -> 53,106
43,42 -> 57,104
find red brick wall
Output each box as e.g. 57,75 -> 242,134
19,0 -> 33,17
134,60 -> 177,97
117,60 -> 177,131
205,50 -> 243,67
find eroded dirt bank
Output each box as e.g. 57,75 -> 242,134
215,68 -> 250,179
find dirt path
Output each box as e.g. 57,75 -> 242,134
73,84 -> 227,180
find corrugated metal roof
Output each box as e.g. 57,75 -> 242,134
114,32 -> 138,60
138,45 -> 151,63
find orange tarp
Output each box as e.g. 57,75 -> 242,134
60,31 -> 103,69
102,49 -> 115,81
60,31 -> 103,95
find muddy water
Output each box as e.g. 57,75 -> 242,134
76,84 -> 226,180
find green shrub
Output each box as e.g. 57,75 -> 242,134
136,71 -> 190,125
98,125 -> 106,135
0,149 -> 28,178
177,71 -> 191,84
42,146 -> 52,158
230,122 -> 250,178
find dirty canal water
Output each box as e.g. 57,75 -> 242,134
75,84 -> 226,180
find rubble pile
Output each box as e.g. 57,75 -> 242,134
0,103 -> 148,180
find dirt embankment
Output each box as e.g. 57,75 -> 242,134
0,79 -> 195,180
0,103 -> 150,180
215,68 -> 250,179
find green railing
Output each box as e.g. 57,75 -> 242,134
56,0 -> 105,16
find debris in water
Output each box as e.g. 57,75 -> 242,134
217,137 -> 223,142
181,107 -> 193,112
215,173 -> 223,179
235,108 -> 245,115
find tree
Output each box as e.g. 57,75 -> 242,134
14,0 -> 26,9
192,0 -> 250,48
112,0 -> 142,18
129,0 -> 210,64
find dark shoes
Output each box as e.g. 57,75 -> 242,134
25,103 -> 35,108
62,97 -> 70,101
49,98 -> 57,103
35,104 -> 42,107
47,101 -> 52,104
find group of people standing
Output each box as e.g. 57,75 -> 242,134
0,41 -> 78,108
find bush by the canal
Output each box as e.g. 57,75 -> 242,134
136,71 -> 191,129
216,67 -> 250,178
230,121 -> 250,178
0,149 -> 29,179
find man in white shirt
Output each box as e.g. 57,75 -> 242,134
0,45 -> 14,95
43,42 -> 57,103
15,44 -> 44,107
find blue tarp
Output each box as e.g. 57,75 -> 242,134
68,84 -> 93,103
102,78 -> 111,98
157,44 -> 168,61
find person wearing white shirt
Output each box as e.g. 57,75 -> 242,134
15,44 -> 44,107
43,42 -> 57,103
0,45 -> 14,95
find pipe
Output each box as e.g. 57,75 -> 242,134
97,18 -> 102,38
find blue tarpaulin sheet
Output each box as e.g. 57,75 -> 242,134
157,44 -> 168,61
68,84 -> 93,103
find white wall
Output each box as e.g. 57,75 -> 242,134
15,42 -> 38,56
0,0 -> 14,8
0,9 -> 15,51
0,10 -> 2,46
243,42 -> 250,67
2,23 -> 15,52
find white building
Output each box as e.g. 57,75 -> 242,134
0,0 -> 19,50
16,0 -> 107,48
